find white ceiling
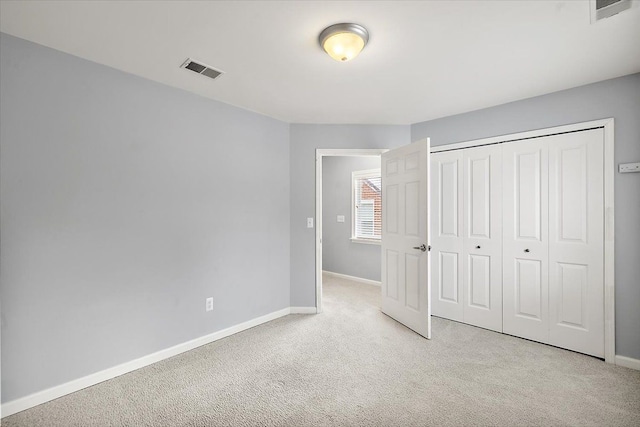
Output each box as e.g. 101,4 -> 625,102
1,1 -> 639,125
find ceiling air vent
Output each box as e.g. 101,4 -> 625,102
591,0 -> 632,23
180,58 -> 224,80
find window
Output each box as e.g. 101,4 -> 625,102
352,169 -> 382,242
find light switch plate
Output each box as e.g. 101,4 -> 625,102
307,218 -> 314,228
337,215 -> 345,223
619,162 -> 640,173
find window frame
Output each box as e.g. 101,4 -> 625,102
351,168 -> 382,245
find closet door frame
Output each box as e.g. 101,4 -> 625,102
430,118 -> 615,364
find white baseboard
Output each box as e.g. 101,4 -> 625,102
615,355 -> 640,371
8,303 -> 631,418
1,307 -> 293,418
290,307 -> 317,314
322,270 -> 381,287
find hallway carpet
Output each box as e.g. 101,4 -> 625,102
4,274 -> 640,426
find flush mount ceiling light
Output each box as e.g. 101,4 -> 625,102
319,23 -> 369,62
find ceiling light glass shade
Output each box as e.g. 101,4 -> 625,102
319,23 -> 369,62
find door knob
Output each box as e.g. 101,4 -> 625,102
413,244 -> 427,252
524,249 -> 530,253
476,245 -> 481,249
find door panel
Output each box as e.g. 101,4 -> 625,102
469,157 -> 491,238
381,139 -> 431,338
469,254 -> 490,308
439,252 -> 459,302
548,129 -> 604,357
406,254 -> 421,311
503,139 -> 549,342
386,250 -> 399,300
556,262 -> 588,327
405,181 -> 420,237
440,161 -> 460,236
386,185 -> 399,233
558,145 -> 588,242
463,145 -> 502,332
430,151 -> 463,322
515,258 -> 543,319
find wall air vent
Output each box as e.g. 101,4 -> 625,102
591,0 -> 632,23
180,58 -> 224,80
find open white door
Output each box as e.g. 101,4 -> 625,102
381,139 -> 431,338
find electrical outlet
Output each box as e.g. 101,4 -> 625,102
307,217 -> 314,228
206,297 -> 213,312
337,215 -> 345,223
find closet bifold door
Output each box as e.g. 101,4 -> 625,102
462,145 -> 502,332
430,150 -> 463,322
502,138 -> 549,343
548,129 -> 604,358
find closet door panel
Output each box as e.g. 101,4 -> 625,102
503,140 -> 549,343
463,145 -> 502,332
430,151 -> 463,321
548,129 -> 604,358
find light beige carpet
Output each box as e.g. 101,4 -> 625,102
4,274 -> 640,426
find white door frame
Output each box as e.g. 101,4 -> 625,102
315,149 -> 388,313
431,118 -> 616,363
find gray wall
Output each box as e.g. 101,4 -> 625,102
0,34 -> 290,402
412,73 -> 640,360
322,156 -> 381,282
290,125 -> 411,307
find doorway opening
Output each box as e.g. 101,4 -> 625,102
315,149 -> 387,313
